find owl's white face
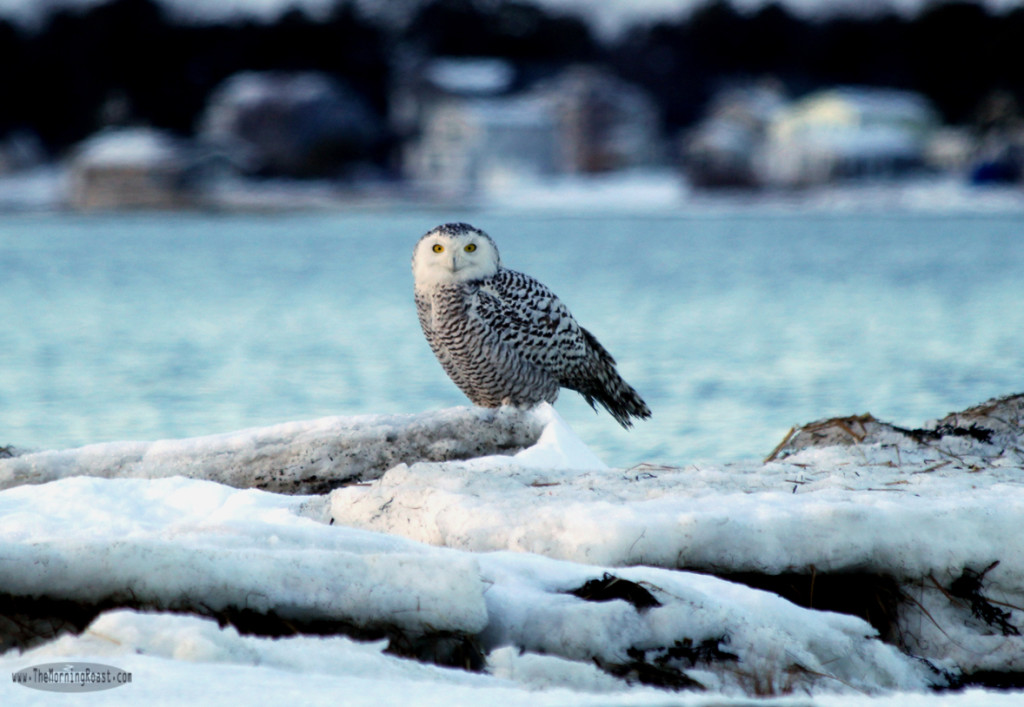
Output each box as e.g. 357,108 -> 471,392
412,223 -> 501,290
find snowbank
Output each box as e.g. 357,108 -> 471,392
0,474 -> 934,697
13,611 -> 1011,707
320,395 -> 1024,678
1,396 -> 1022,703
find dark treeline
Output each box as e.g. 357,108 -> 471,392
1,0 -> 1022,158
616,0 -> 1024,130
0,0 -> 392,152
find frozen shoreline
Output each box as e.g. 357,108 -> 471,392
1,395 -> 1022,703
2,166 -> 1022,215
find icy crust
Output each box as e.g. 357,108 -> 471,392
3,612 -> 980,707
322,453 -> 1024,578
320,395 -> 1024,679
0,405 -> 543,494
323,396 -> 1024,583
0,475 -> 932,697
0,476 -> 489,638
1,397 -> 1023,701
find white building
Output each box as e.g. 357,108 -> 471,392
682,82 -> 788,188
67,127 -> 196,210
533,65 -> 663,174
405,96 -> 558,198
402,61 -> 662,198
761,87 -> 939,187
199,71 -> 382,177
390,57 -> 516,148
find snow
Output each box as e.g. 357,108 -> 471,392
507,403 -> 608,470
322,434 -> 1024,580
425,58 -> 516,95
0,471 -> 933,699
0,167 -> 65,211
3,1 -> 1024,34
211,71 -> 341,106
1,154 -> 1021,213
0,406 -> 543,493
0,477 -> 488,634
71,128 -> 185,169
2,398 -> 1023,704
482,168 -> 689,213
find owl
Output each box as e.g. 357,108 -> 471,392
412,222 -> 650,429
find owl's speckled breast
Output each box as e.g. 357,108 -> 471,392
416,277 -> 561,408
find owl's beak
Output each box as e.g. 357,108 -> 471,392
449,254 -> 459,271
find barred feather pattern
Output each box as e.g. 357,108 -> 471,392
415,267 -> 651,429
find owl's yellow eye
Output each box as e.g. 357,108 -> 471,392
464,243 -> 477,253
432,244 -> 444,253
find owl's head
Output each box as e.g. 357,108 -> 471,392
412,222 -> 501,289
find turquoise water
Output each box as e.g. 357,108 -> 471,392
2,210 -> 1022,467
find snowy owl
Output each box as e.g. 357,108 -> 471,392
412,222 -> 651,428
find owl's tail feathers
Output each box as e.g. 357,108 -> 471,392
582,379 -> 652,429
576,329 -> 652,430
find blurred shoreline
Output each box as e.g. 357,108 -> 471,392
3,165 -> 1022,216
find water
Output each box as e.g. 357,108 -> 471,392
2,209 -> 1022,467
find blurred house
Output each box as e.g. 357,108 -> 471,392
968,91 -> 1024,185
970,136 -> 1024,185
682,82 -> 787,189
760,87 -> 939,187
923,127 -> 975,174
68,128 -> 197,210
198,71 -> 383,178
405,96 -> 559,198
390,56 -> 517,140
533,65 -> 662,174
397,57 -> 532,196
402,60 -> 661,197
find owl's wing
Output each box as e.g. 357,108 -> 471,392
475,268 -> 651,427
474,269 -> 592,382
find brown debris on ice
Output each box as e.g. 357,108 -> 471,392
765,392 -> 1024,462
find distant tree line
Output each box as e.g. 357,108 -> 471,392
0,0 -> 392,153
615,0 -> 1024,130
1,0 -> 1021,160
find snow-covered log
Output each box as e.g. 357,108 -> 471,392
0,406 -> 543,494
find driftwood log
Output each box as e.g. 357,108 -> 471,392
765,392 -> 1024,462
0,406 -> 543,494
